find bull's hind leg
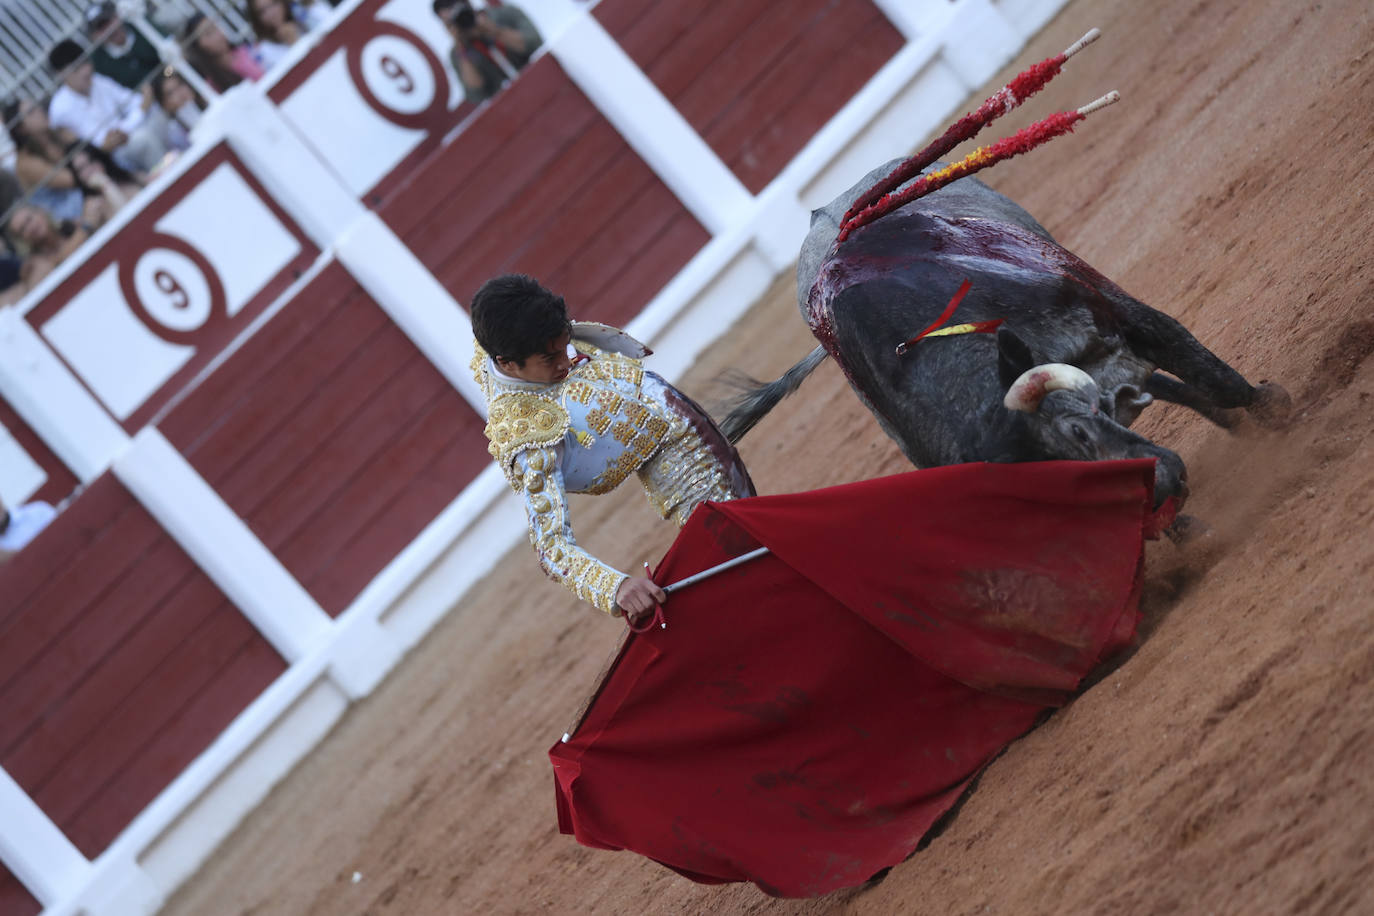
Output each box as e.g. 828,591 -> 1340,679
1110,294 -> 1291,428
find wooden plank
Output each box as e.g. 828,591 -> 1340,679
158,264 -> 360,454
715,0 -> 903,191
280,390 -> 486,613
168,290 -> 391,489
583,212 -> 712,330
432,117 -> 627,304
305,424 -> 490,613
598,0 -> 714,70
61,633 -> 283,856
380,57 -> 578,239
22,590 -> 265,833
505,149 -> 673,286
1,570 -> 219,794
234,353 -> 449,565
0,866 -> 41,916
187,303 -> 403,513
634,0 -> 775,105
398,80 -> 599,271
0,474 -> 134,629
0,483 -> 161,693
0,537 -> 198,755
674,0 -> 832,132
589,0 -> 652,45
543,159 -> 703,313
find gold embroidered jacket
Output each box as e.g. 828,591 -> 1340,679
473,323 -> 752,615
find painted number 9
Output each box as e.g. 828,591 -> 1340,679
133,248 -> 213,333
153,269 -> 189,310
380,55 -> 413,94
360,35 -> 436,116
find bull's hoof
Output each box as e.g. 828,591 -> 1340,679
1164,513 -> 1211,546
1248,382 -> 1293,428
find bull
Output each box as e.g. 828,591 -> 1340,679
720,158 -> 1291,512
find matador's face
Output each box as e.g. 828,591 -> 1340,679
495,330 -> 575,385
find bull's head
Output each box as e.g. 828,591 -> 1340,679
997,328 -> 1187,508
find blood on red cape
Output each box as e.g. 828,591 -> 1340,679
551,459 -> 1166,897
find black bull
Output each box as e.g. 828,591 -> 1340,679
721,160 -> 1291,509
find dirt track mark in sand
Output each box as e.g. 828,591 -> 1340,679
1299,318 -> 1374,406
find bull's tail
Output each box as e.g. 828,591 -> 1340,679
718,346 -> 829,444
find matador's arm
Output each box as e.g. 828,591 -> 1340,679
511,444 -> 629,615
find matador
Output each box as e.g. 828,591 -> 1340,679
470,274 -> 754,621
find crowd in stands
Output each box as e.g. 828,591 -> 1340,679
0,0 -> 546,310
0,0 -> 340,307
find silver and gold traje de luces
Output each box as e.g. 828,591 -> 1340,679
473,324 -> 741,614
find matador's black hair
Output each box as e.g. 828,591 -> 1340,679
470,273 -> 570,365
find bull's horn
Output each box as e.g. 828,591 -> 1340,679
1003,363 -> 1096,412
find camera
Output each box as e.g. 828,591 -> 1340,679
434,0 -> 477,31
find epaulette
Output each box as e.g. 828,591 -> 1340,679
484,391 -> 570,480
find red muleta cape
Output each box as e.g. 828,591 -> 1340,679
550,459 -> 1172,897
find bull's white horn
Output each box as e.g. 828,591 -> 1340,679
1003,363 -> 1096,413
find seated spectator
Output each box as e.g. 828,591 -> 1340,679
149,2 -> 195,40
84,1 -> 162,90
3,203 -> 94,294
181,13 -> 265,91
46,40 -> 149,178
246,0 -> 308,70
0,494 -> 57,563
123,69 -> 202,175
292,0 -> 334,31
3,97 -> 129,226
0,169 -> 24,304
432,0 -> 541,106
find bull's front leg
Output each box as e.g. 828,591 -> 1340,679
1111,295 -> 1291,428
1144,373 -> 1242,428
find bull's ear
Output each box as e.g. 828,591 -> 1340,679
997,327 -> 1035,390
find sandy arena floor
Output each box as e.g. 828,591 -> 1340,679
164,0 -> 1374,912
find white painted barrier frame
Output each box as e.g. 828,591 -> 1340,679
0,1 -> 1071,912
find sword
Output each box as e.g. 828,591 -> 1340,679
626,546 -> 773,633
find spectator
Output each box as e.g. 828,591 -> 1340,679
0,493 -> 57,563
432,0 -> 541,106
148,2 -> 195,39
245,0 -> 319,70
3,203 -> 94,294
292,1 -> 334,31
46,40 -> 149,178
0,169 -> 24,304
123,68 -> 202,175
2,97 -> 129,226
84,1 -> 162,90
181,13 -> 265,91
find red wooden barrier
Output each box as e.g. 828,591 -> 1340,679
160,263 -> 490,616
0,866 -> 40,916
21,147 -> 319,434
597,0 -> 905,192
0,474 -> 285,857
380,55 -> 709,325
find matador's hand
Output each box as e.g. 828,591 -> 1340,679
615,576 -> 666,624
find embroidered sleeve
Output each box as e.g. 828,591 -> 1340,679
513,445 -> 629,616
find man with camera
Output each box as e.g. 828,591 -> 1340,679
432,0 -> 542,105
